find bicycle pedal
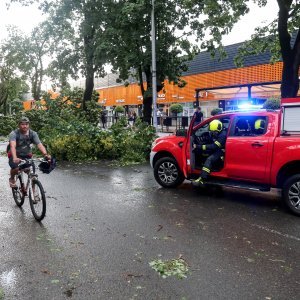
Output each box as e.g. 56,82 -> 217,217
33,196 -> 40,203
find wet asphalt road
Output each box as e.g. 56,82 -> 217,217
0,151 -> 299,300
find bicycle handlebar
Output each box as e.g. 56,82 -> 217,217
18,158 -> 47,168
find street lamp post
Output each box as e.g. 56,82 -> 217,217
151,0 -> 157,128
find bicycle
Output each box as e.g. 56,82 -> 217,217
12,158 -> 47,221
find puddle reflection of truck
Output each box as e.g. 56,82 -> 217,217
150,98 -> 300,216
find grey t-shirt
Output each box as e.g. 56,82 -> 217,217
9,129 -> 41,157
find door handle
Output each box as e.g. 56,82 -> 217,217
251,142 -> 264,147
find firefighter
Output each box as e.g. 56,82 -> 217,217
192,119 -> 227,186
254,118 -> 266,134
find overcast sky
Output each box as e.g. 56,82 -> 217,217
0,2 -> 44,40
0,1 -> 279,45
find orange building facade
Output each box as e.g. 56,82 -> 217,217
23,54 -> 299,117
97,61 -> 284,107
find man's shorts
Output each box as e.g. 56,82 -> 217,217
8,155 -> 32,169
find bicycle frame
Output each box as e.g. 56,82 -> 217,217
18,159 -> 38,196
12,158 -> 47,221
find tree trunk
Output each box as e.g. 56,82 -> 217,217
137,62 -> 164,124
143,95 -> 152,124
280,30 -> 300,97
32,70 -> 39,101
281,55 -> 300,98
139,66 -> 152,124
83,70 -> 94,110
278,2 -> 300,98
82,14 -> 96,111
0,90 -> 8,115
36,58 -> 44,100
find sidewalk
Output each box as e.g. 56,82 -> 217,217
157,131 -> 173,137
156,126 -> 176,137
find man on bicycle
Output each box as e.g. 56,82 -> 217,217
8,117 -> 51,187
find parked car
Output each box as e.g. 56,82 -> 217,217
150,101 -> 300,216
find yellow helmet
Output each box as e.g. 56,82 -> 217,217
254,119 -> 265,130
209,119 -> 222,132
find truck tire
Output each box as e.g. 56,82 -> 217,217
282,175 -> 300,216
154,157 -> 185,188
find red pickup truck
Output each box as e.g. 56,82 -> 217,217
150,103 -> 300,216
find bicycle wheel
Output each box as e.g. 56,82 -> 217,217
29,179 -> 46,221
12,176 -> 25,207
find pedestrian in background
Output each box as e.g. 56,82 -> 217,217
100,111 -> 107,129
128,112 -> 134,128
132,111 -> 137,124
193,106 -> 203,127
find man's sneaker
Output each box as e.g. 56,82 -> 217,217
191,177 -> 205,187
9,178 -> 17,188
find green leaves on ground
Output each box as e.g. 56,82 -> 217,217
149,257 -> 189,279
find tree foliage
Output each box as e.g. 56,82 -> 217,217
0,49 -> 29,115
114,106 -> 125,114
170,103 -> 184,114
25,92 -> 156,163
6,0 -> 300,108
43,0 -> 112,109
211,108 -> 223,116
263,97 -> 281,109
107,0 -> 195,123
232,1 -> 300,98
1,24 -> 53,101
7,0 -> 112,109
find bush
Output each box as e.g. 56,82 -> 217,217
170,103 -> 183,114
28,107 -> 156,163
3,89 -> 157,164
115,106 -> 125,113
0,115 -> 17,136
112,115 -> 128,127
48,134 -> 95,161
263,97 -> 281,110
211,108 -> 223,116
21,109 -> 48,132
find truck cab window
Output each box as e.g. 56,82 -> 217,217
230,116 -> 267,137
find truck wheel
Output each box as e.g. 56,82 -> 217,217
154,157 -> 185,188
282,175 -> 300,216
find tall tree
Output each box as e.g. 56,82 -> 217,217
9,0 -> 300,107
107,0 -> 195,123
8,0 -> 110,110
1,24 -> 53,101
234,0 -> 300,98
0,54 -> 29,115
186,0 -> 300,98
42,0 -> 110,110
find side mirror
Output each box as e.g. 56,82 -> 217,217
176,129 -> 187,137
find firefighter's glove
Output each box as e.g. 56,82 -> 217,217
193,143 -> 206,152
